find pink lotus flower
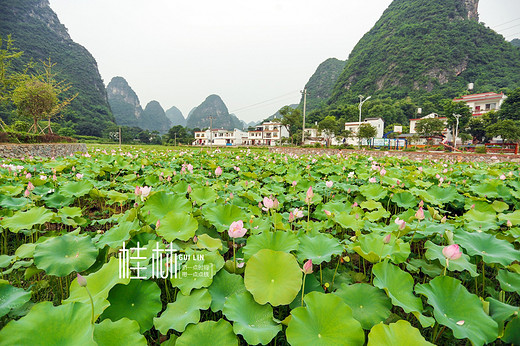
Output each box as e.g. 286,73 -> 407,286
380,168 -> 387,176
442,244 -> 462,260
262,197 -> 274,211
141,186 -> 151,199
326,181 -> 333,188
292,181 -> 297,187
499,174 -> 506,180
77,273 -> 87,287
291,208 -> 303,218
324,210 -> 332,216
369,177 -> 377,183
24,189 -> 30,198
228,220 -> 247,238
288,212 -> 295,222
507,220 -> 513,228
215,166 -> 223,177
134,186 -> 142,196
26,173 -> 31,179
27,182 -> 35,191
76,173 -> 83,180
273,198 -> 280,209
352,202 -> 358,208
383,234 -> 392,244
395,218 -> 406,230
156,220 -> 160,230
187,185 -> 192,194
306,186 -> 314,199
415,206 -> 425,221
302,259 -> 313,274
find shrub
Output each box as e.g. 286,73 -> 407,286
475,146 -> 487,154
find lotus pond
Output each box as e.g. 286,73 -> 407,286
0,147 -> 519,345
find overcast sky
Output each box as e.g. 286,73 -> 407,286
48,0 -> 520,124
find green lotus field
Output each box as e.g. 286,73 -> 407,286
0,147 -> 519,345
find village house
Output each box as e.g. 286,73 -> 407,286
343,117 -> 384,145
193,128 -> 248,146
244,121 -> 289,146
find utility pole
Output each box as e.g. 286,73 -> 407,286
119,127 -> 122,147
174,132 -> 177,147
301,89 -> 307,145
453,114 -> 461,150
358,95 -> 371,147
208,116 -> 215,149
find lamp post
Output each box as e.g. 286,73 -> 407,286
453,114 -> 461,149
358,95 -> 371,146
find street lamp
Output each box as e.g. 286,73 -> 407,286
453,114 -> 461,149
358,95 -> 371,146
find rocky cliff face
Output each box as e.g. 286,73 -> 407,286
106,77 -> 142,127
0,0 -> 114,136
186,95 -> 244,131
165,106 -> 186,127
461,0 -> 479,21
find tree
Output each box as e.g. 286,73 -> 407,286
279,106 -> 302,142
167,125 -> 193,145
0,35 -> 24,104
12,77 -> 57,133
415,118 -> 445,138
442,100 -> 472,140
318,116 -> 338,145
466,111 -> 498,143
357,123 -> 377,144
486,120 -> 520,143
499,88 -> 520,121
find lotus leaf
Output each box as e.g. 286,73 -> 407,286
176,319 -> 238,346
94,318 -> 147,346
391,192 -> 418,209
154,288 -> 212,333
334,283 -> 392,330
454,231 -> 520,266
223,291 -> 282,345
372,261 -> 434,328
208,269 -> 246,312
352,233 -> 410,264
359,184 -> 388,200
496,269 -> 520,293
0,282 -> 31,318
296,233 -> 343,265
156,210 -> 198,242
1,206 -> 55,233
287,291 -> 364,346
190,186 -> 218,205
101,279 -> 162,333
202,203 -> 248,232
416,276 -> 498,346
367,320 -> 433,346
34,233 -> 98,276
424,241 -> 478,277
0,301 -> 95,345
60,180 -> 94,198
244,249 -> 302,306
243,231 -> 299,260
142,191 -> 191,222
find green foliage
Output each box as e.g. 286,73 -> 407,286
328,0 -> 520,114
415,118 -> 445,137
358,123 -> 377,140
279,105 -> 302,139
0,2 -> 115,136
11,77 -> 57,131
486,119 -> 520,143
166,125 -> 194,145
499,87 -> 520,121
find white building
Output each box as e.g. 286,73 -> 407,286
193,128 -> 248,146
344,117 -> 385,145
453,92 -> 507,116
245,121 -> 289,146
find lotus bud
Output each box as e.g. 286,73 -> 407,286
302,259 -> 313,274
415,207 -> 425,221
507,220 -> 513,228
156,220 -> 160,230
383,234 -> 391,244
77,273 -> 87,287
442,244 -> 462,260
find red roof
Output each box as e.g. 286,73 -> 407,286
453,92 -> 505,102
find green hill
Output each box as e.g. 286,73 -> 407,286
0,0 -> 114,136
329,0 -> 520,105
186,95 -> 244,131
300,58 -> 346,112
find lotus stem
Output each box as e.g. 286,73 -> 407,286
233,238 -> 236,273
444,258 -> 448,276
85,287 -> 95,324
301,273 -> 306,307
331,257 -> 340,289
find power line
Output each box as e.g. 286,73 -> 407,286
228,90 -> 300,113
493,17 -> 520,28
506,31 -> 520,39
497,23 -> 520,33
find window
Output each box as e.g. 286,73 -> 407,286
485,104 -> 491,110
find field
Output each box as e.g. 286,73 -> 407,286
0,145 -> 519,345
